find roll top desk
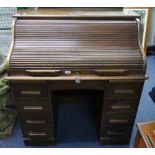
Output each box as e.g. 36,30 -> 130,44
5,8 -> 147,145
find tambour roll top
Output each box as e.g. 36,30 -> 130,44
7,8 -> 146,77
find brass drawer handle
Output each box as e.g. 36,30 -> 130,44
107,131 -> 126,136
26,69 -> 62,76
21,90 -> 41,95
109,119 -> 128,124
26,120 -> 45,124
28,132 -> 47,136
114,89 -> 134,94
111,105 -> 130,110
94,69 -> 128,76
23,106 -> 43,110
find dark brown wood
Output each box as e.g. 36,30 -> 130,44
100,136 -> 131,145
16,99 -> 50,113
6,8 -> 147,146
8,8 -> 145,76
104,98 -> 139,113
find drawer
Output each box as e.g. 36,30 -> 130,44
101,125 -> 132,137
103,113 -> 134,126
50,80 -> 105,90
16,99 -> 50,113
105,82 -> 142,98
13,83 -> 48,99
104,98 -> 138,113
21,113 -> 52,128
23,127 -> 54,139
24,138 -> 55,146
100,136 -> 130,145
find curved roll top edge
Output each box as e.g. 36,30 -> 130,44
136,18 -> 147,74
6,17 -> 17,71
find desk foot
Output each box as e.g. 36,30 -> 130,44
99,137 -> 130,145
24,138 -> 56,146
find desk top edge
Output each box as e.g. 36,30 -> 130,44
13,8 -> 140,18
4,75 -> 148,81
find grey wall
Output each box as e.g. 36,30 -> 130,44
148,8 -> 155,46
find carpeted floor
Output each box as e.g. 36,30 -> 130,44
0,55 -> 155,148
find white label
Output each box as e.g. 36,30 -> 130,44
64,70 -> 71,75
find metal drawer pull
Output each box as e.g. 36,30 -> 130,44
94,69 -> 128,75
21,90 -> 41,95
109,119 -> 128,124
114,89 -> 134,94
23,106 -> 43,110
107,131 -> 126,136
26,69 -> 62,76
26,69 -> 61,73
28,132 -> 47,136
111,105 -> 130,109
26,120 -> 45,124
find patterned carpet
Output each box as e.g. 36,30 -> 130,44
0,55 -> 155,148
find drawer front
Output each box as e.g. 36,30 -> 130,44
105,82 -> 142,98
101,125 -> 132,137
50,80 -> 106,90
100,136 -> 130,145
16,99 -> 50,113
23,127 -> 53,139
24,138 -> 55,146
104,98 -> 138,113
103,113 -> 134,126
13,83 -> 48,99
21,113 -> 52,128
